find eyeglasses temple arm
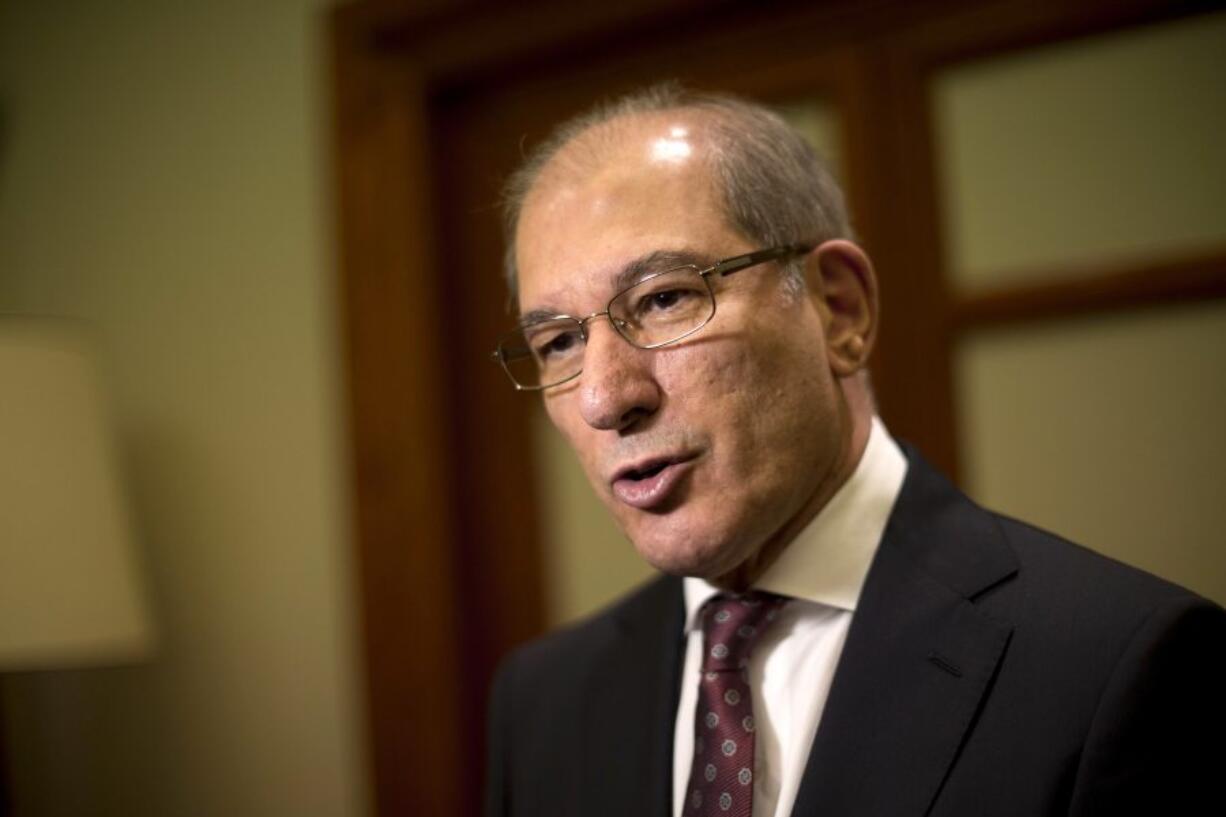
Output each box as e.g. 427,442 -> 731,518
714,243 -> 815,277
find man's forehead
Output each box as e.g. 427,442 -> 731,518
537,108 -> 708,182
513,109 -> 732,313
522,112 -> 726,228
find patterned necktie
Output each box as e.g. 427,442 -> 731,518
684,591 -> 788,816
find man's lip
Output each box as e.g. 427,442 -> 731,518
609,453 -> 698,511
609,452 -> 696,485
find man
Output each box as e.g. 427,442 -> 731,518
484,85 -> 1224,817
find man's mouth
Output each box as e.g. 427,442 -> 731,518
610,454 -> 697,510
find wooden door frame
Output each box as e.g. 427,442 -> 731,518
328,1 -> 1224,813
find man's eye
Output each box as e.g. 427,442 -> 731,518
637,287 -> 699,316
650,290 -> 683,310
533,330 -> 582,360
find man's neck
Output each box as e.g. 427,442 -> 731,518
712,393 -> 873,591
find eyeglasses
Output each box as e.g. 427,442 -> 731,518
491,244 -> 813,390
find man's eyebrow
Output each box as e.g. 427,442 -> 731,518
518,307 -> 566,326
516,248 -> 716,325
612,249 -> 714,293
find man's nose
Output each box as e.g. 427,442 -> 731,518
577,321 -> 660,432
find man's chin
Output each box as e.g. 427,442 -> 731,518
630,536 -> 745,583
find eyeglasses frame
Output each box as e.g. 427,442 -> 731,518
491,243 -> 814,391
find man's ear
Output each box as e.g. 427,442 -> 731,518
805,240 -> 878,377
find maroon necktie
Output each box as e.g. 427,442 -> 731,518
684,592 -> 787,816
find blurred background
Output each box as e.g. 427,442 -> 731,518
1,1 -> 1223,815
0,1 -> 363,815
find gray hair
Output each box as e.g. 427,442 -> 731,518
501,82 -> 853,302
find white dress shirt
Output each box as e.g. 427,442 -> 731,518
672,417 -> 907,817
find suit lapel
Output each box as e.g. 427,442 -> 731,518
790,448 -> 1018,816
581,576 -> 685,817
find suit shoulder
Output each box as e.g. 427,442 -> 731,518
495,573 -> 681,690
991,510 -> 1206,608
893,444 -> 1217,646
977,509 -> 1223,676
886,446 -> 1212,620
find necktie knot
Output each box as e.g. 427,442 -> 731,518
700,592 -> 787,673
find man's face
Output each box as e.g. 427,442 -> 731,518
515,115 -> 852,585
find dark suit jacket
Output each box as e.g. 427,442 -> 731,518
486,447 -> 1226,816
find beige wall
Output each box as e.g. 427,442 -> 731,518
0,2 -> 368,815
957,303 -> 1226,604
937,12 -> 1226,604
935,11 -> 1226,289
534,407 -> 653,625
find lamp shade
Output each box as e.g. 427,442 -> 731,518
0,319 -> 154,670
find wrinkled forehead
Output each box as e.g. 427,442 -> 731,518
515,112 -> 731,312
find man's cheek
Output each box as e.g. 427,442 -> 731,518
656,342 -> 742,395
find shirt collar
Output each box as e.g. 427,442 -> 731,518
682,416 -> 908,633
